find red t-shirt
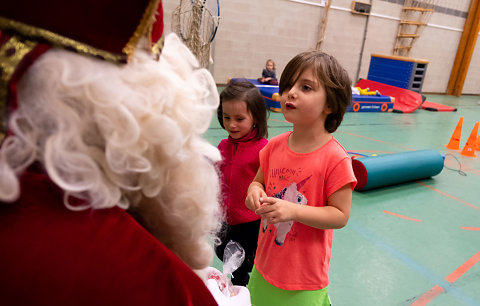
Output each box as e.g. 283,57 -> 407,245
254,132 -> 357,290
0,170 -> 217,306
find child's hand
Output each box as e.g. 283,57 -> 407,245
206,278 -> 251,306
245,185 -> 267,212
255,197 -> 296,224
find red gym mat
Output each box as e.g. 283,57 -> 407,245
421,101 -> 457,112
356,79 -> 423,113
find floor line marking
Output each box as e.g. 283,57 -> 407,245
267,118 -> 289,123
445,250 -> 480,283
411,251 -> 480,305
383,210 -> 422,222
411,285 -> 444,306
444,157 -> 480,176
416,181 -> 480,210
339,131 -> 415,150
348,149 -> 394,154
461,226 -> 480,231
348,220 -> 477,306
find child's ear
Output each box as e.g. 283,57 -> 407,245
324,104 -> 333,115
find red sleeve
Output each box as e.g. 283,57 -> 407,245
0,171 -> 217,306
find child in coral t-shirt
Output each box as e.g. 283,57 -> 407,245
246,51 -> 357,306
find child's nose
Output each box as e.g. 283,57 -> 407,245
287,87 -> 297,99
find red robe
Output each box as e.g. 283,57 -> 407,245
0,168 -> 217,306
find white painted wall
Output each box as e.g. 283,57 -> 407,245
162,0 -> 479,95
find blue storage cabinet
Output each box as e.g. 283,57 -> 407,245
367,54 -> 428,93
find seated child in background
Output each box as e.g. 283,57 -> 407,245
258,59 -> 278,85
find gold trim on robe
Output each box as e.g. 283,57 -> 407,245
0,35 -> 38,142
0,16 -> 128,63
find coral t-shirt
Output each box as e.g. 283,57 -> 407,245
254,132 -> 357,290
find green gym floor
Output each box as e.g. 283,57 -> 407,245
206,93 -> 480,306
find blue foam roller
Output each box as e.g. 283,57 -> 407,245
352,149 -> 444,191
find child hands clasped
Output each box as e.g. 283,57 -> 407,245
246,51 -> 357,306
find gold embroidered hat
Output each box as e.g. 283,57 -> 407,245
0,0 -> 164,142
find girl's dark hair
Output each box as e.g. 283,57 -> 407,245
217,80 -> 268,139
279,51 -> 352,133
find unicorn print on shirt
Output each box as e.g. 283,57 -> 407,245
262,175 -> 311,246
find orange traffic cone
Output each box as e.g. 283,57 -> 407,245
476,136 -> 480,151
460,122 -> 478,157
445,117 -> 463,150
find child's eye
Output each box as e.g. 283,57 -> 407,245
223,116 -> 230,120
302,85 -> 312,91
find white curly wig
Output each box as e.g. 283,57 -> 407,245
0,33 -> 223,269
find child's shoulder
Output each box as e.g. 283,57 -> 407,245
217,138 -> 229,149
263,132 -> 289,149
269,132 -> 290,142
248,137 -> 268,150
330,137 -> 349,153
324,137 -> 351,160
218,138 -> 228,145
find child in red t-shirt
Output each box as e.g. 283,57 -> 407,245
245,51 -> 357,305
216,80 -> 268,286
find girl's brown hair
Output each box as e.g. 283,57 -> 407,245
217,80 -> 268,139
279,51 -> 352,133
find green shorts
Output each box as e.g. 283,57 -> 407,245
248,266 -> 331,306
